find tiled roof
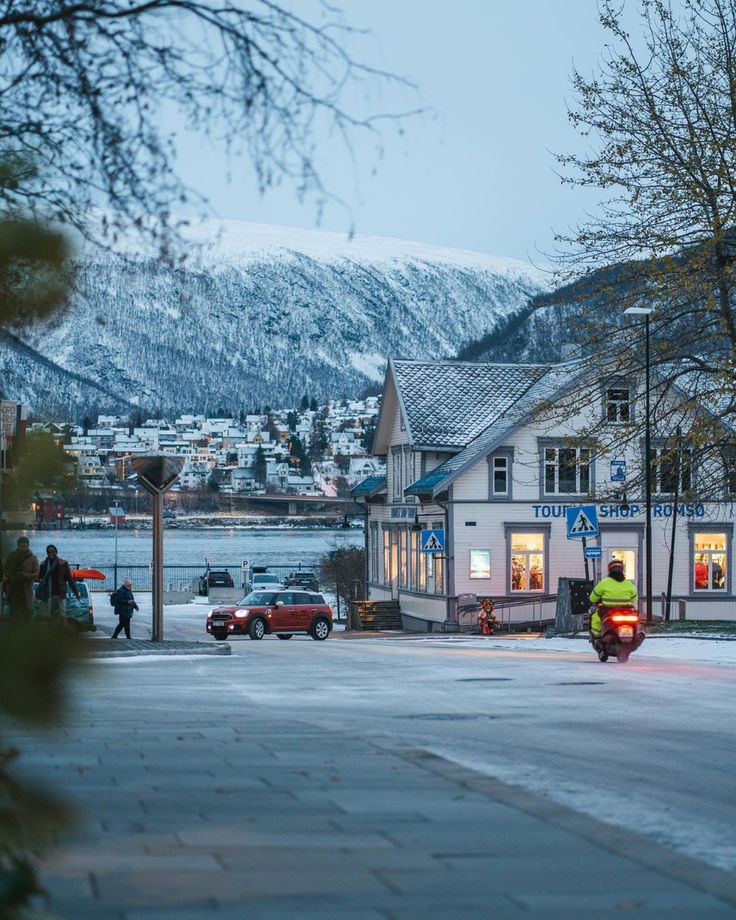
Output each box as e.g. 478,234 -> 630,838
405,362 -> 584,497
393,360 -> 550,449
350,475 -> 386,497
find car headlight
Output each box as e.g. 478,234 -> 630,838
234,608 -> 249,618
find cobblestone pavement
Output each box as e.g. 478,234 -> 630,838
13,640 -> 736,919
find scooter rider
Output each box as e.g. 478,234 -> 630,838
589,559 -> 638,637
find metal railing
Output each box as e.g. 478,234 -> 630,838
74,561 -> 318,592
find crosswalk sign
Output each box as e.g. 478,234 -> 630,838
421,529 -> 445,553
565,505 -> 599,540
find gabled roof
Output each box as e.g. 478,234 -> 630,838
405,362 -> 585,499
391,359 -> 551,449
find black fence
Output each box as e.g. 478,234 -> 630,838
75,562 -> 318,593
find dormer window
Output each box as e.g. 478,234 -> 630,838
492,457 -> 508,495
606,386 -> 631,423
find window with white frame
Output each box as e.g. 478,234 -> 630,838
470,549 -> 491,579
391,449 -> 402,500
543,446 -> 590,495
370,524 -> 379,582
606,386 -> 631,423
382,528 -> 391,585
492,456 -> 509,495
693,533 -> 727,591
725,448 -> 736,497
648,446 -> 692,494
510,533 -> 545,592
403,447 -> 414,495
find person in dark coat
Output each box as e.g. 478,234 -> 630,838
36,544 -> 79,620
3,536 -> 40,618
111,578 -> 138,639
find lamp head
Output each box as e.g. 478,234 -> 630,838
129,453 -> 184,495
623,306 -> 654,316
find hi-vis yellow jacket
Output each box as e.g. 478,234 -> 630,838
589,576 -> 638,607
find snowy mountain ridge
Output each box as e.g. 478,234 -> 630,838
1,221 -> 547,419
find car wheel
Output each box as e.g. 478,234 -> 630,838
310,617 -> 330,641
212,630 -> 228,641
276,633 -> 292,640
249,618 -> 266,640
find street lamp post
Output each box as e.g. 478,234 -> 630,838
129,454 -> 184,641
624,305 -> 654,624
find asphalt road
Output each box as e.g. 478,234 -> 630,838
94,601 -> 736,874
16,603 -> 734,917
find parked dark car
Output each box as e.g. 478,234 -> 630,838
207,590 -> 332,641
198,569 -> 235,596
285,571 -> 319,592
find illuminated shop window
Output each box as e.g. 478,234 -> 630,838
511,533 -> 544,592
693,533 -> 727,591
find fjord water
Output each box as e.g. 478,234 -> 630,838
26,527 -> 362,569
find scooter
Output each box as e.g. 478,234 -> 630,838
589,604 -> 645,663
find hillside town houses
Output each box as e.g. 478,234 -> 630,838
29,398 -> 383,498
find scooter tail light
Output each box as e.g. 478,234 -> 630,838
611,614 -> 639,623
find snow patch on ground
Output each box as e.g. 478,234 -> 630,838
429,746 -> 736,872
414,635 -> 736,667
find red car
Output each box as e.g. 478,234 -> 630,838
206,589 -> 333,641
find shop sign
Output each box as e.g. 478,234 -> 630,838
0,400 -> 17,450
532,502 -> 706,519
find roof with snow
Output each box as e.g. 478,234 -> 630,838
393,360 -> 552,449
404,362 -> 584,498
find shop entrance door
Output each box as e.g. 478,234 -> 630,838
600,532 -> 640,594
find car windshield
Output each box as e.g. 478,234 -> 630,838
240,591 -> 278,606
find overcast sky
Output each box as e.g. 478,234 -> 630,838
175,1 -> 616,262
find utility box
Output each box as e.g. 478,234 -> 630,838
456,593 -> 480,632
554,577 -> 594,635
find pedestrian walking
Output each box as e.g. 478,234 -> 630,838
36,544 -> 80,621
111,578 -> 138,639
3,536 -> 40,619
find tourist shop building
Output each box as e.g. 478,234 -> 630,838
353,359 -> 736,629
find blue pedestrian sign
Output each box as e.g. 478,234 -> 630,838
421,529 -> 445,553
584,545 -> 602,559
566,505 -> 599,540
610,460 -> 627,482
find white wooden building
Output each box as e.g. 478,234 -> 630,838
353,359 -> 736,630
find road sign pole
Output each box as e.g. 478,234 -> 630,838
581,537 -> 590,581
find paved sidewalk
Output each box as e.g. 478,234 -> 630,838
17,656 -> 736,919
81,636 -> 231,658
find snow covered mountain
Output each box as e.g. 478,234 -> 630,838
2,221 -> 546,418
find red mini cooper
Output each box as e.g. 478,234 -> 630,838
206,589 -> 333,642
